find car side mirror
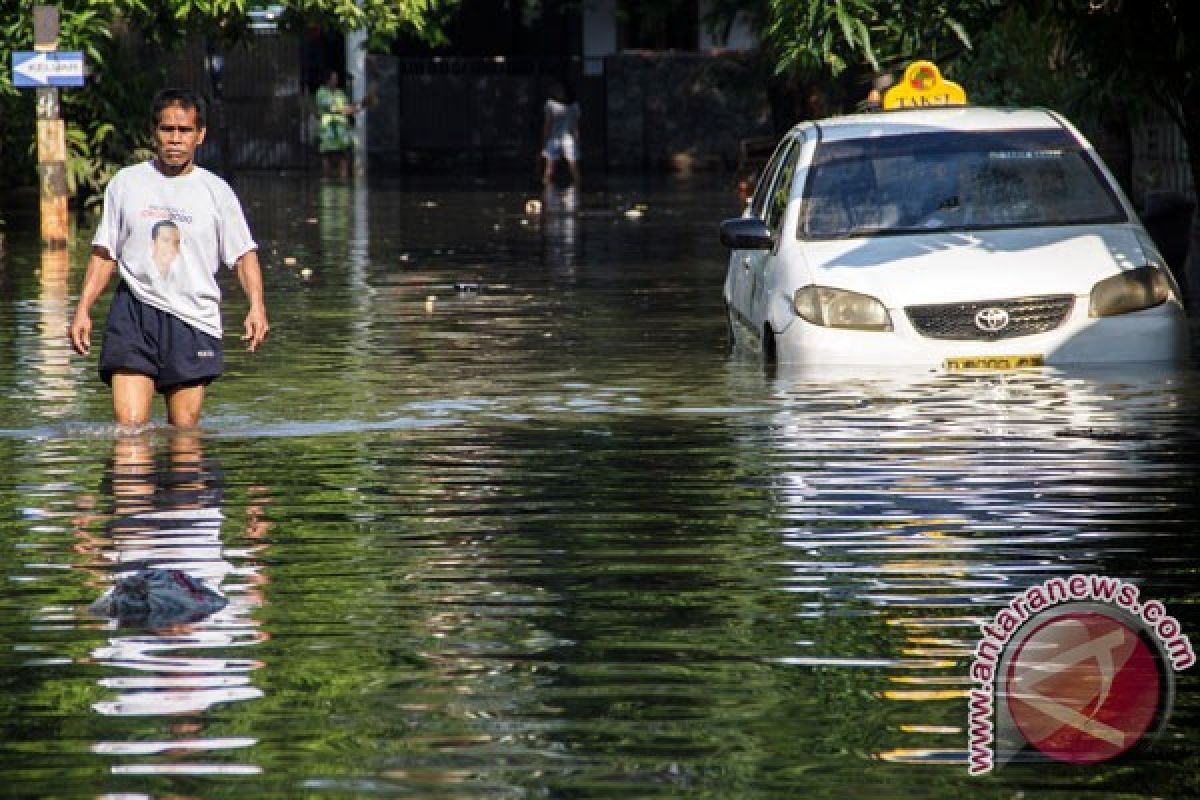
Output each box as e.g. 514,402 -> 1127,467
720,217 -> 773,249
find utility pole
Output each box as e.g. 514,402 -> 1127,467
346,26 -> 367,178
33,4 -> 69,248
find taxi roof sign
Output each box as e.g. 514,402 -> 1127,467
883,61 -> 966,110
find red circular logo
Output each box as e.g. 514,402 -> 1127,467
1006,611 -> 1161,764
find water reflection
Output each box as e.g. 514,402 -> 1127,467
32,248 -> 77,417
757,364 -> 1198,767
77,432 -> 266,770
1,178 -> 1197,798
541,185 -> 579,272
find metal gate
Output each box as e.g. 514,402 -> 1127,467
167,42 -> 568,172
367,56 -> 564,169
168,35 -> 316,172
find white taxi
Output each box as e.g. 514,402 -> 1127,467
721,62 -> 1187,369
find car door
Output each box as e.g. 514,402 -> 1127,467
749,136 -> 803,332
728,135 -> 796,330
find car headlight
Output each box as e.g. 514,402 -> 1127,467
793,286 -> 892,331
1088,265 -> 1173,318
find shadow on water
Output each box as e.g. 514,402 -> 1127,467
0,176 -> 1198,798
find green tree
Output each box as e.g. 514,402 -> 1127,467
759,0 -> 999,108
1046,0 -> 1198,198
762,0 -> 983,77
692,0 -> 1000,130
747,0 -> 1196,196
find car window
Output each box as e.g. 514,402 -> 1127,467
799,129 -> 1126,238
765,139 -> 803,233
750,136 -> 795,220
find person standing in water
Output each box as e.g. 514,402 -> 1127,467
69,87 -> 269,428
315,70 -> 359,179
540,81 -> 581,188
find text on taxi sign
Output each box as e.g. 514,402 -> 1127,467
883,61 -> 966,110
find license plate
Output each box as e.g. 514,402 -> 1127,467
944,354 -> 1045,370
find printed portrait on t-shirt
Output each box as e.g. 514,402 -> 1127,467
149,219 -> 181,278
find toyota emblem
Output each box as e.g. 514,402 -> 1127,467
975,307 -> 1010,332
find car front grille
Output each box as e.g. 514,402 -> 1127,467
905,295 -> 1075,341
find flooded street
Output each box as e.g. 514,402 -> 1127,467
1,175 -> 1198,798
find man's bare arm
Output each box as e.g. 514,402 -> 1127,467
235,250 -> 269,352
69,246 -> 117,355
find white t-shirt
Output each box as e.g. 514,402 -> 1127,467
92,161 -> 257,339
544,98 -> 580,141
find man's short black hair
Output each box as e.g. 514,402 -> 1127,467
153,88 -> 207,128
151,219 -> 179,240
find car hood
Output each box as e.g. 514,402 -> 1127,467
797,225 -> 1147,307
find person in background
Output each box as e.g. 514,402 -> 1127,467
316,70 -> 359,179
68,87 -> 268,429
540,81 -> 581,188
865,72 -> 895,111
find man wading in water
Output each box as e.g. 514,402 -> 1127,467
69,88 -> 268,427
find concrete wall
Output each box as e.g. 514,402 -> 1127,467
605,51 -> 772,172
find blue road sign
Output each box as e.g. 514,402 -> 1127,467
12,51 -> 85,88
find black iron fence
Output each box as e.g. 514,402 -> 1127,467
367,56 -> 568,169
169,43 -> 571,172
167,34 -> 316,173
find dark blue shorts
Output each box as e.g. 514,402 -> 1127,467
98,283 -> 224,393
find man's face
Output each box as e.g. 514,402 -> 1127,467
154,104 -> 205,174
152,225 -> 180,267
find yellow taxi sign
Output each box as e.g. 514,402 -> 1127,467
883,61 -> 967,110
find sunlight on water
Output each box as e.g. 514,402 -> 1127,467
0,177 -> 1197,798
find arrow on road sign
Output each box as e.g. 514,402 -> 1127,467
12,51 -> 85,88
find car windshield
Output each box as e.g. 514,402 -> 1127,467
799,128 -> 1126,238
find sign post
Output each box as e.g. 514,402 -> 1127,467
28,5 -> 73,248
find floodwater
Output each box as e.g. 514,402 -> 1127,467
1,174 -> 1198,799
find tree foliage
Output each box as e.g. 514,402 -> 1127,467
1045,0 -> 1199,193
762,0 -> 998,79
749,0 -> 1196,201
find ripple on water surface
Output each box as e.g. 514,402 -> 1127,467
0,180 -> 1198,798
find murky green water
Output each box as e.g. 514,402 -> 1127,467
1,176 -> 1198,798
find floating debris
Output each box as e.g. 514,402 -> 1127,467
89,568 -> 227,627
1055,427 -> 1161,441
